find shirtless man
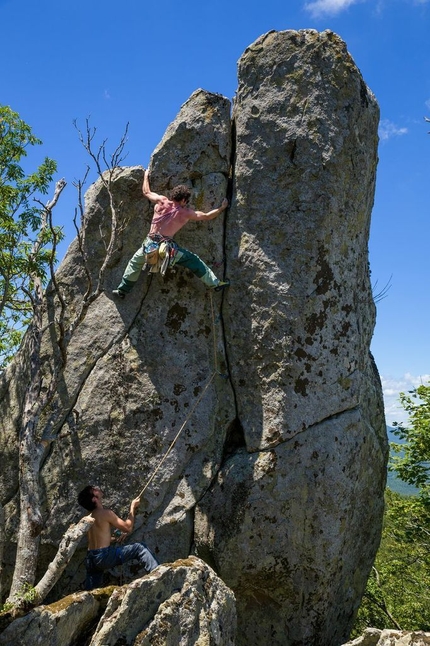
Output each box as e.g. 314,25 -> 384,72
77,485 -> 159,590
112,169 -> 230,298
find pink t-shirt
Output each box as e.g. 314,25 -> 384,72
149,197 -> 195,238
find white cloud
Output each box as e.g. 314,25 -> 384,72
104,90 -> 111,100
304,0 -> 362,17
381,373 -> 430,426
378,119 -> 408,141
305,0 -> 429,17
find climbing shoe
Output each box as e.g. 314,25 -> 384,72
112,289 -> 126,299
214,279 -> 230,292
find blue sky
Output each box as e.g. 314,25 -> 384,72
2,0 -> 429,424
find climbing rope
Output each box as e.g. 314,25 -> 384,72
136,289 -> 219,499
137,371 -> 216,498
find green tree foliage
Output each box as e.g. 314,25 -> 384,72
391,384 -> 430,497
0,105 -> 62,369
353,383 -> 430,636
353,489 -> 430,635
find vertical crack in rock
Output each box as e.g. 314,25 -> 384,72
216,114 -> 240,429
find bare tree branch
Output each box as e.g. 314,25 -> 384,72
33,515 -> 95,604
366,567 -> 402,630
66,120 -> 130,337
372,275 -> 392,304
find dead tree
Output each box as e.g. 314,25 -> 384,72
8,178 -> 67,600
33,515 -> 95,604
6,122 -> 129,603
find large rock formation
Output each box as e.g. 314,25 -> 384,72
0,29 -> 387,645
194,30 -> 386,646
0,558 -> 236,645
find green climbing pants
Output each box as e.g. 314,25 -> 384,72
116,243 -> 220,293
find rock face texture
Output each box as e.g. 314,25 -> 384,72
342,628 -> 430,646
194,30 -> 386,646
0,29 -> 386,646
0,558 -> 236,646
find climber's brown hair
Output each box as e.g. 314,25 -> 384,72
170,184 -> 191,203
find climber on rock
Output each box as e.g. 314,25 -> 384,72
112,169 -> 230,298
78,485 -> 159,590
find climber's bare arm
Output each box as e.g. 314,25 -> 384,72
142,169 -> 164,204
189,198 -> 229,221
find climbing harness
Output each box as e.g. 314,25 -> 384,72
136,288 -> 224,499
143,234 -> 178,276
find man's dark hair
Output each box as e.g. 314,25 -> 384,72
170,184 -> 191,203
78,485 -> 99,511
